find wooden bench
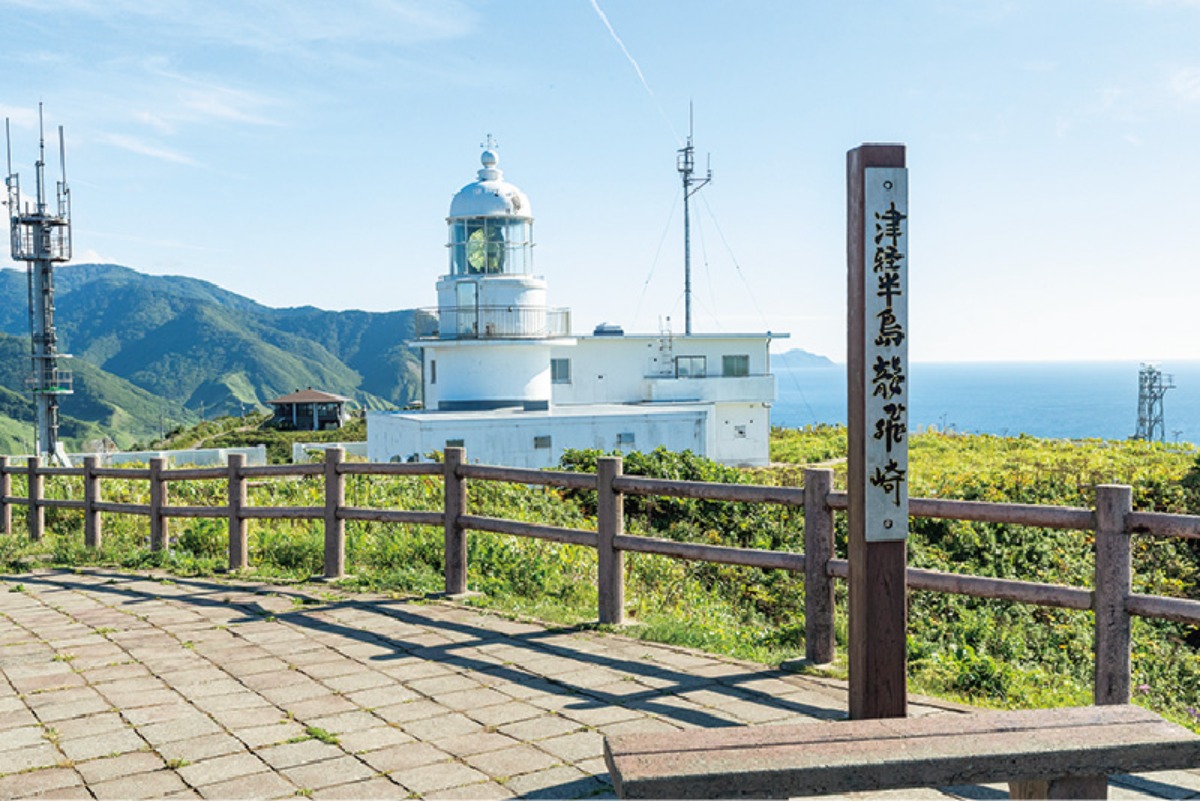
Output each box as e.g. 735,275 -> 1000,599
603,704 -> 1200,799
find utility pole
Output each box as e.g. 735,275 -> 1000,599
676,103 -> 711,336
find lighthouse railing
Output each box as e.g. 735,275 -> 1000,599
414,306 -> 571,340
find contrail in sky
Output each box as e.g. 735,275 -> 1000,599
588,0 -> 681,144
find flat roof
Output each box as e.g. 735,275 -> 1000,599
370,402 -> 711,424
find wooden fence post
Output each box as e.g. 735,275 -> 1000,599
597,456 -> 625,625
804,468 -> 836,664
84,457 -> 102,549
227,453 -> 248,570
443,447 -> 467,595
149,457 -> 168,551
1095,483 -> 1133,705
324,447 -> 346,579
0,456 -> 10,537
27,456 -> 43,541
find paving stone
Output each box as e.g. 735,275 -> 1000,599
311,776 -> 411,799
358,741 -> 451,773
321,670 -> 395,694
257,737 -> 346,770
436,730 -> 522,758
154,731 -> 248,763
392,760 -> 492,795
75,750 -> 167,784
280,754 -> 376,789
535,730 -> 605,763
279,694 -> 358,720
556,701 -> 644,727
501,764 -> 601,799
0,724 -> 51,752
423,780 -> 516,800
58,725 -> 147,761
596,716 -> 683,736
401,711 -> 484,741
0,766 -> 83,798
177,751 -> 271,786
464,744 -> 562,778
89,769 -> 191,800
304,710 -> 382,735
231,720 -> 307,748
342,684 -> 419,709
122,702 -> 204,726
256,679 -> 330,705
436,686 -> 513,712
193,769 -> 297,799
466,700 -> 546,727
26,783 -> 92,799
137,714 -> 223,746
208,705 -> 287,729
497,714 -> 585,742
373,698 -> 450,724
334,724 -> 414,754
407,672 -> 488,698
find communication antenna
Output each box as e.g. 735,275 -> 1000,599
5,104 -> 73,464
1133,363 -> 1174,443
676,102 -> 711,336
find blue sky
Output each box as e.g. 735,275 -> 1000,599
3,0 -> 1199,363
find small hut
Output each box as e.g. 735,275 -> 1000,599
267,388 -> 352,431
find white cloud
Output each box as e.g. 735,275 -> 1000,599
99,134 -> 198,166
0,0 -> 476,52
1170,67 -> 1200,102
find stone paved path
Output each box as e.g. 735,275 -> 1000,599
1,568 -> 1197,800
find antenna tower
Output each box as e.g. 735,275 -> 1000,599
5,104 -> 73,463
1133,363 -> 1174,443
676,103 -> 711,336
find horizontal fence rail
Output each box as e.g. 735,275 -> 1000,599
1,448 -> 1198,707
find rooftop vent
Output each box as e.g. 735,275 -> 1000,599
594,322 -> 624,337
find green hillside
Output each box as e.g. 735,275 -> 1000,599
0,331 -> 195,452
0,263 -> 423,449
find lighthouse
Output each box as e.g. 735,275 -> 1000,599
368,140 -> 785,468
420,139 -> 572,413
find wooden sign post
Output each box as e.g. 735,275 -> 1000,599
847,143 -> 909,719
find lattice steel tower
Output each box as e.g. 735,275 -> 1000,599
1134,363 -> 1174,443
5,105 -> 73,463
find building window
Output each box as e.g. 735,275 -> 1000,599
551,358 -> 571,384
722,354 -> 750,377
430,360 -> 437,385
616,432 -> 635,446
675,355 -> 707,378
533,435 -> 552,449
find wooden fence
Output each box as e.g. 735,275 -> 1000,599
3,446 -> 1199,706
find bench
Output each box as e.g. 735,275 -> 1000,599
603,704 -> 1200,799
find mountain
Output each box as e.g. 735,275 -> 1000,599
772,348 -> 835,368
0,264 -> 423,449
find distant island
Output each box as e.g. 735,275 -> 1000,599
772,348 -> 835,368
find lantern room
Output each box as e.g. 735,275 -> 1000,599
447,145 -> 533,277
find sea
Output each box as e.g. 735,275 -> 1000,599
773,361 -> 1200,447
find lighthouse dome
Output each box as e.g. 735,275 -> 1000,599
449,148 -> 532,220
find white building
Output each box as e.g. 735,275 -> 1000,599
367,144 -> 785,468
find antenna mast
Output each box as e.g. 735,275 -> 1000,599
1133,363 -> 1174,443
676,103 -> 711,336
5,104 -> 73,464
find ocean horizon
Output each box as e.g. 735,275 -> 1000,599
773,360 -> 1200,447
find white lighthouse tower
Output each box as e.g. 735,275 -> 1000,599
420,138 -> 572,412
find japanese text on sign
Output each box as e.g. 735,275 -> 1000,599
863,168 -> 908,541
